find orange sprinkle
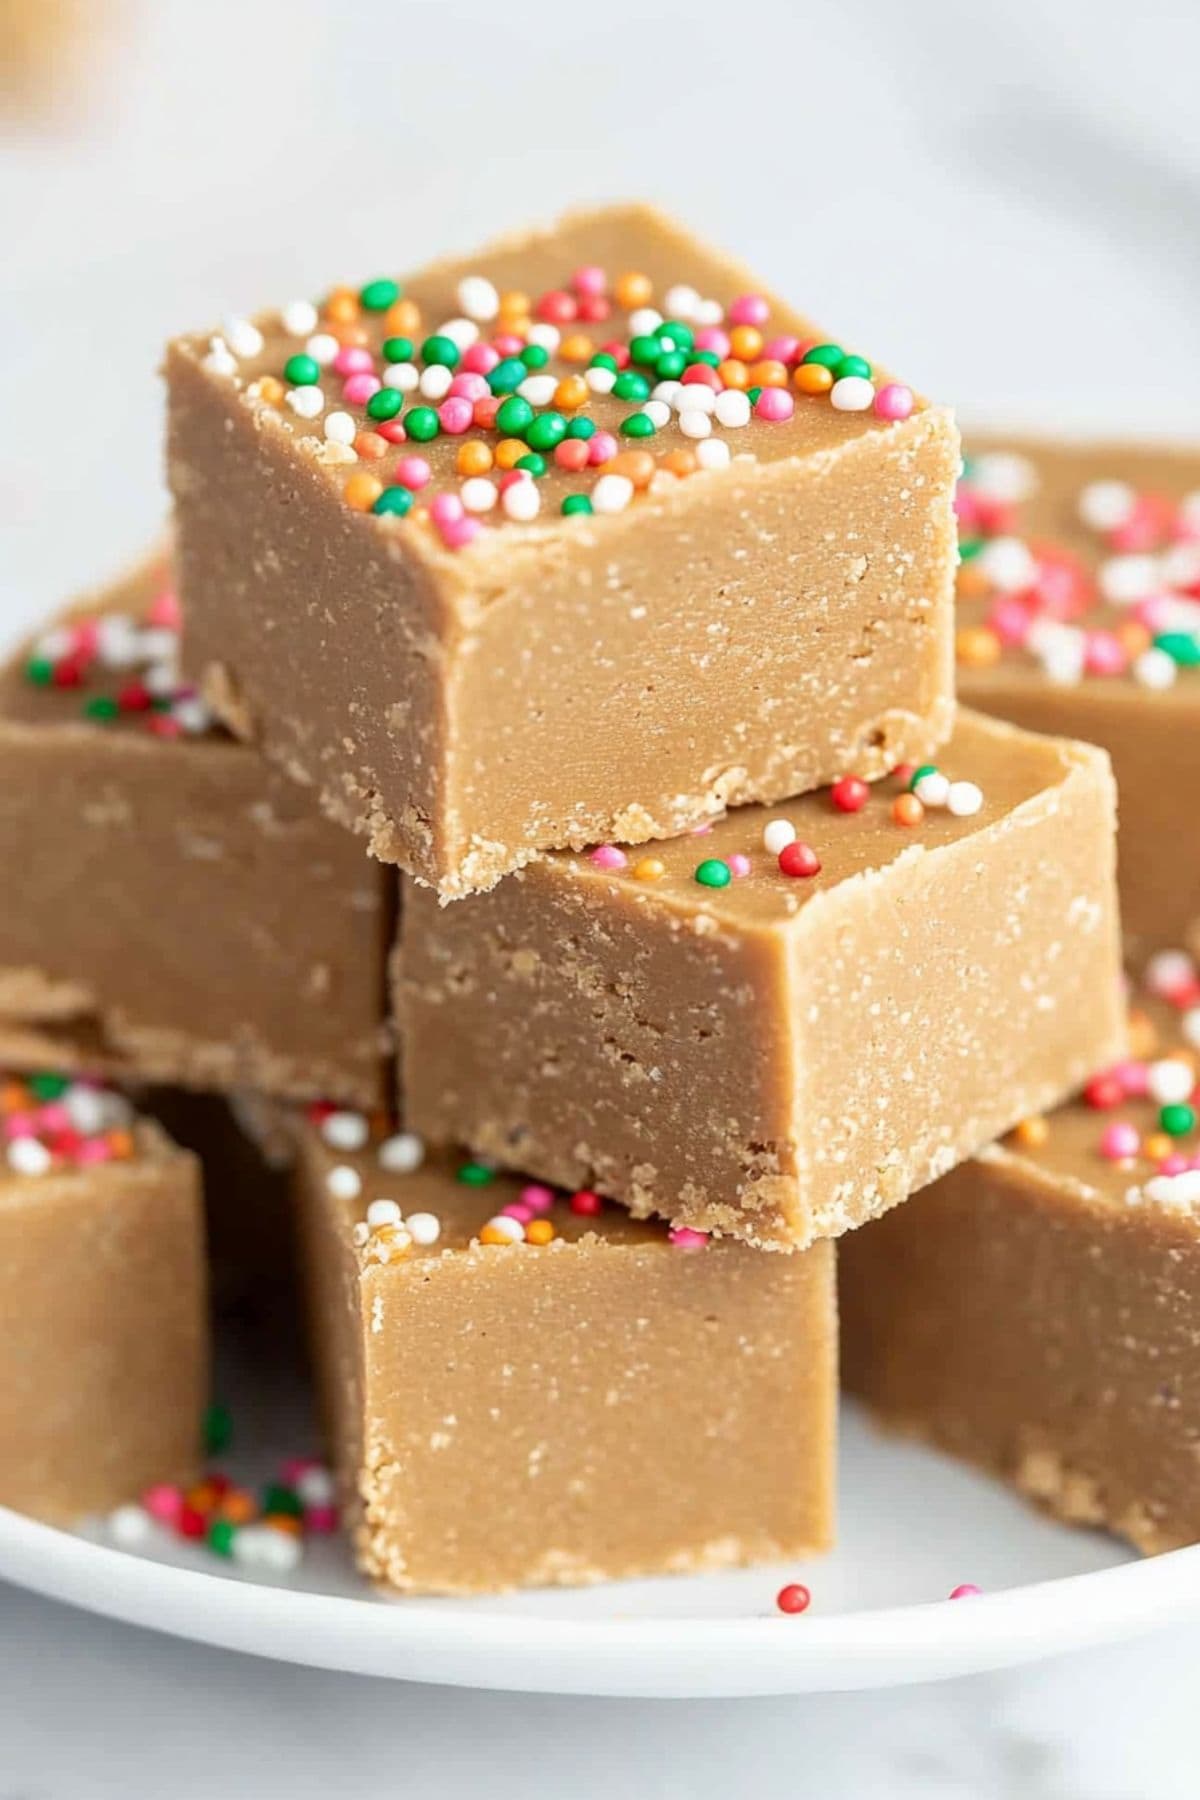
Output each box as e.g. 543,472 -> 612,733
253,375 -> 285,408
479,1222 -> 516,1247
498,289 -> 530,319
1127,1008 -> 1158,1059
615,270 -> 653,310
956,564 -> 991,601
187,1480 -> 221,1513
353,430 -> 388,461
956,625 -> 1002,668
384,299 -> 421,338
554,375 -> 590,412
892,793 -> 924,827
747,359 -> 788,389
0,1081 -> 30,1114
729,325 -> 764,362
1145,1132 -> 1173,1164
611,450 -> 656,490
633,856 -> 666,882
716,358 -> 749,390
794,363 -> 834,396
495,438 -> 528,470
324,288 -> 359,325
343,472 -> 383,512
330,321 -> 369,349
218,1491 -> 257,1525
457,440 -> 493,476
107,1128 -> 134,1160
263,1514 -> 303,1538
525,1219 -> 556,1246
1115,619 -> 1152,658
661,447 -> 698,478
559,333 -> 594,364
1013,1115 -> 1050,1148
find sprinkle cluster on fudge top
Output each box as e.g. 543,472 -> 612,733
179,204 -> 922,553
305,1102 -> 708,1258
1,1070 -> 139,1178
956,442 -> 1200,690
4,553 -> 217,742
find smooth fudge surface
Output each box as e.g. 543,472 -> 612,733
0,1071 -> 207,1522
956,437 -> 1200,959
842,970 -> 1200,1555
399,708 -> 1123,1249
0,551 -> 393,1104
296,1114 -> 835,1594
167,201 -> 958,897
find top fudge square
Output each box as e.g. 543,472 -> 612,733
166,203 -> 959,897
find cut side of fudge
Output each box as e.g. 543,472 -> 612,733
167,201 -> 958,896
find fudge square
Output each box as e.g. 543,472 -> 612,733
956,437 -> 1200,962
842,967 -> 1200,1555
0,549 -> 392,1105
0,1069 -> 207,1522
166,201 -> 959,898
296,1113 -> 835,1593
399,709 -> 1124,1250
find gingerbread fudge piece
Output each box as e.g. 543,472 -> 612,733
0,1070 -> 207,1522
166,202 -> 959,897
399,709 -> 1123,1249
0,550 -> 393,1105
842,963 -> 1200,1555
955,437 -> 1200,960
296,1112 -> 835,1594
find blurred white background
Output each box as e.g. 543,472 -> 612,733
2,1 -> 1199,1793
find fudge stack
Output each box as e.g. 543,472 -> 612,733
12,200 -> 1200,1586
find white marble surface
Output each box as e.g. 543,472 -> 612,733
2,0 -> 1200,1792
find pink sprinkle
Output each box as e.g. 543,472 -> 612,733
668,1226 -> 709,1249
147,715 -> 183,740
987,597 -> 1034,647
1113,1059 -> 1149,1097
1135,596 -> 1173,634
520,1184 -> 555,1216
440,518 -> 482,551
342,372 -> 381,406
588,430 -> 619,466
447,372 -> 489,402
729,293 -> 769,327
377,420 -> 407,444
492,333 -> 525,358
598,340 -> 630,369
281,1456 -> 317,1483
694,327 -> 731,359
874,382 -> 915,422
764,334 -> 801,364
572,264 -> 607,298
394,456 -> 431,490
4,1113 -> 35,1140
1099,1121 -> 1140,1160
148,587 -> 182,629
589,844 -> 628,871
77,1139 -> 111,1165
1160,1152 -> 1189,1176
690,822 -> 713,836
429,493 -> 464,527
1109,495 -> 1170,553
500,1201 -> 534,1223
949,1584 -> 981,1600
304,1504 -> 339,1535
74,618 -> 99,656
461,343 -> 500,375
142,1483 -> 183,1525
36,1103 -> 70,1131
438,397 -> 474,435
1084,630 -> 1127,676
333,345 -> 373,377
754,387 -> 794,423
727,853 -> 751,878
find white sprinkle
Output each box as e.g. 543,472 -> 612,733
8,1137 -> 51,1177
173,697 -> 212,734
1134,646 -> 1177,690
517,374 -> 557,408
592,474 -> 634,515
438,316 -> 479,351
946,781 -> 983,817
233,1524 -> 302,1573
1029,620 -> 1085,686
641,400 -> 672,429
286,384 -> 325,419
679,410 -> 712,439
1181,491 -> 1200,530
663,284 -> 701,321
33,626 -> 75,661
108,1504 -> 152,1547
324,411 -> 356,446
456,275 -> 500,321
1144,1170 -> 1200,1208
695,438 -> 731,471
201,337 -> 237,378
418,365 -> 453,401
585,366 -> 616,396
378,1132 -> 425,1174
94,614 -> 142,669
366,1197 -> 403,1229
503,478 -> 541,522
63,1087 -> 111,1134
675,383 -> 715,414
1078,479 -> 1136,532
1147,950 -> 1195,996
223,317 -> 263,360
913,769 -> 950,807
382,361 -> 419,393
321,1109 -> 369,1151
351,1221 -> 370,1247
461,477 -> 498,513
830,375 -> 875,412
978,535 -> 1038,593
295,1466 -> 335,1507
143,660 -> 178,697
483,1214 -> 524,1244
406,1211 -> 441,1247
762,818 -> 796,855
1148,1059 -> 1195,1106
714,389 -> 752,429
1183,1008 -> 1200,1051
1162,543 -> 1200,589
628,307 -> 663,337
968,451 -> 1038,505
696,298 -> 724,327
651,379 -> 682,407
326,1164 -> 362,1201
648,470 -> 679,496
281,299 -> 318,337
1098,553 -> 1159,605
526,322 -> 561,353
304,332 -> 339,367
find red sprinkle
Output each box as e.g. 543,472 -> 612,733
949,1583 -> 982,1600
778,842 -> 821,879
1084,1071 -> 1125,1110
830,776 -> 870,814
570,1189 -> 603,1217
776,1583 -> 812,1615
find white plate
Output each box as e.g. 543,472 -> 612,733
3,1339 -> 1198,1699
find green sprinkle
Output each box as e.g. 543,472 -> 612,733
836,354 -> 872,380
404,406 -> 440,442
520,343 -> 549,370
589,352 -> 619,373
694,858 -> 732,889
28,1072 -> 70,1101
908,763 -> 939,793
382,336 -> 413,363
422,333 -> 460,369
525,411 -> 567,452
25,657 -> 53,685
83,696 -> 119,722
203,1403 -> 232,1456
747,386 -> 763,405
562,494 -> 594,516
655,349 -> 688,380
359,277 -> 400,311
366,388 -> 403,421
1161,1103 -> 1196,1137
150,696 -> 173,714
958,536 -> 984,561
687,349 -> 721,368
207,1520 -> 236,1557
488,357 -> 526,395
659,320 -> 694,352
566,416 -> 596,440
620,412 -> 656,438
372,486 -> 414,517
457,1161 -> 494,1186
283,354 -> 320,386
496,395 -> 535,436
516,453 -> 546,476
629,333 -> 663,366
802,343 -> 844,369
613,370 -> 651,402
262,1483 -> 303,1518
1154,632 -> 1200,667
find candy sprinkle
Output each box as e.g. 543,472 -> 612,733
775,1582 -> 812,1615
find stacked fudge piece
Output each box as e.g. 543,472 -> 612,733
2,204 -> 1154,1590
